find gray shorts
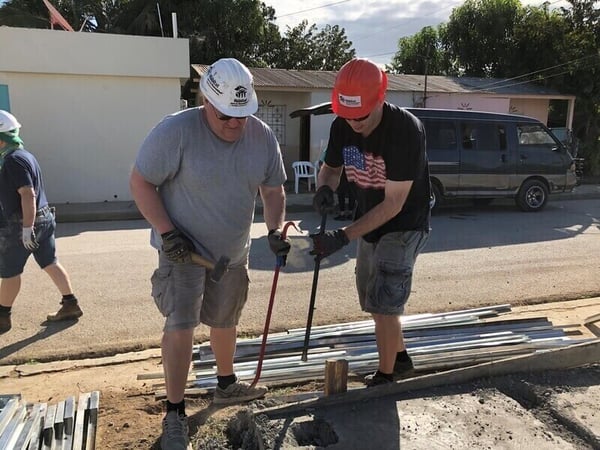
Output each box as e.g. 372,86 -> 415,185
150,253 -> 249,331
356,230 -> 429,315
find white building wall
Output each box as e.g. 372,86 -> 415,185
0,27 -> 189,203
426,93 -> 510,113
509,98 -> 550,124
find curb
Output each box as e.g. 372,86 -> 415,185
51,186 -> 599,223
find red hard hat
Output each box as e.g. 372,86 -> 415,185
331,58 -> 388,119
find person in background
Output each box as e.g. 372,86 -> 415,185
0,110 -> 82,335
130,58 -> 290,450
311,58 -> 431,387
333,167 -> 356,221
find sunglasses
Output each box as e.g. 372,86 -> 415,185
212,104 -> 247,122
342,112 -> 371,122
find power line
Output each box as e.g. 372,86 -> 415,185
275,0 -> 352,19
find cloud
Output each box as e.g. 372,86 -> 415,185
265,0 -> 572,65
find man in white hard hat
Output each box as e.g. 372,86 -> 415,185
130,58 -> 290,450
0,110 -> 83,335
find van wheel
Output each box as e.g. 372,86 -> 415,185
430,184 -> 442,211
516,180 -> 548,212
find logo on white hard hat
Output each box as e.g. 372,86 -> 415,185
205,69 -> 224,96
200,58 -> 258,117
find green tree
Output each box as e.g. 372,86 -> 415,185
443,0 -> 523,77
0,0 -> 67,29
311,24 -> 355,70
272,20 -> 354,70
387,26 -> 444,75
559,0 -> 600,172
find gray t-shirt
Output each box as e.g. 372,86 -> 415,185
135,107 -> 286,267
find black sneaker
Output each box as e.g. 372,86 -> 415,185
393,357 -> 415,379
0,313 -> 11,334
364,371 -> 393,388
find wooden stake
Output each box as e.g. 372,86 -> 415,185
324,359 -> 348,396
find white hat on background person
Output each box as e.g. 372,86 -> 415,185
0,110 -> 21,133
199,58 -> 258,117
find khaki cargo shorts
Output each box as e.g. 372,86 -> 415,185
356,230 -> 429,315
151,253 -> 249,331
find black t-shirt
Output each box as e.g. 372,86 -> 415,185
325,102 -> 431,242
0,148 -> 48,218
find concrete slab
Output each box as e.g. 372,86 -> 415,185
553,385 -> 600,443
254,366 -> 600,450
255,388 -> 581,450
396,390 -> 578,450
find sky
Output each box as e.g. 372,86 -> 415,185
263,0 -> 571,66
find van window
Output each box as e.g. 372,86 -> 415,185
422,120 -> 456,150
461,123 -> 506,151
518,124 -> 556,146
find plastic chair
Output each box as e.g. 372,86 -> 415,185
292,161 -> 318,194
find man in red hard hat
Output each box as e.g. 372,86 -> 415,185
311,58 -> 432,386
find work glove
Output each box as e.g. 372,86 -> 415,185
268,229 -> 291,267
161,229 -> 194,263
309,229 -> 349,258
22,226 -> 39,251
312,185 -> 336,216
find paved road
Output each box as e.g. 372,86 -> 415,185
1,197 -> 599,365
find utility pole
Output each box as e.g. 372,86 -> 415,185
423,47 -> 430,108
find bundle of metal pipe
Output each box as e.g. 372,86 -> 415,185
0,392 -> 99,449
184,305 -> 589,392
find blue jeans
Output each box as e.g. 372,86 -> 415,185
0,208 -> 57,278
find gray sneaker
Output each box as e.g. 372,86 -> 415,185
160,411 -> 190,450
213,380 -> 268,405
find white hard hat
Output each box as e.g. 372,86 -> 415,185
199,58 -> 258,117
0,110 -> 21,133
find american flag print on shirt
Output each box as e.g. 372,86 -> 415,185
343,145 -> 387,190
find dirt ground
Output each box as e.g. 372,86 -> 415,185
0,354 -> 336,449
1,298 -> 598,449
3,358 -> 599,449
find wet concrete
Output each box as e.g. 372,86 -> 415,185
253,365 -> 600,449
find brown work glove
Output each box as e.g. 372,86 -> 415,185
161,229 -> 194,263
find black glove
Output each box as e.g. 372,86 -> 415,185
161,229 -> 194,263
312,185 -> 336,216
309,229 -> 349,258
268,229 -> 291,266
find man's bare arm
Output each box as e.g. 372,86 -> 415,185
259,184 -> 286,231
343,180 -> 413,241
129,167 -> 174,234
17,186 -> 36,227
317,163 -> 343,191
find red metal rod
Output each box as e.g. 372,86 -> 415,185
250,221 -> 297,388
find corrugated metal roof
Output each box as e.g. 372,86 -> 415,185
191,64 -> 563,96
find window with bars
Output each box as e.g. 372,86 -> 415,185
256,104 -> 286,145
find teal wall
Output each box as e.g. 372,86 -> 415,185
0,85 -> 10,111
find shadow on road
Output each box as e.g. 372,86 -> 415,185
0,319 -> 79,362
54,219 -> 150,238
249,198 -> 599,272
